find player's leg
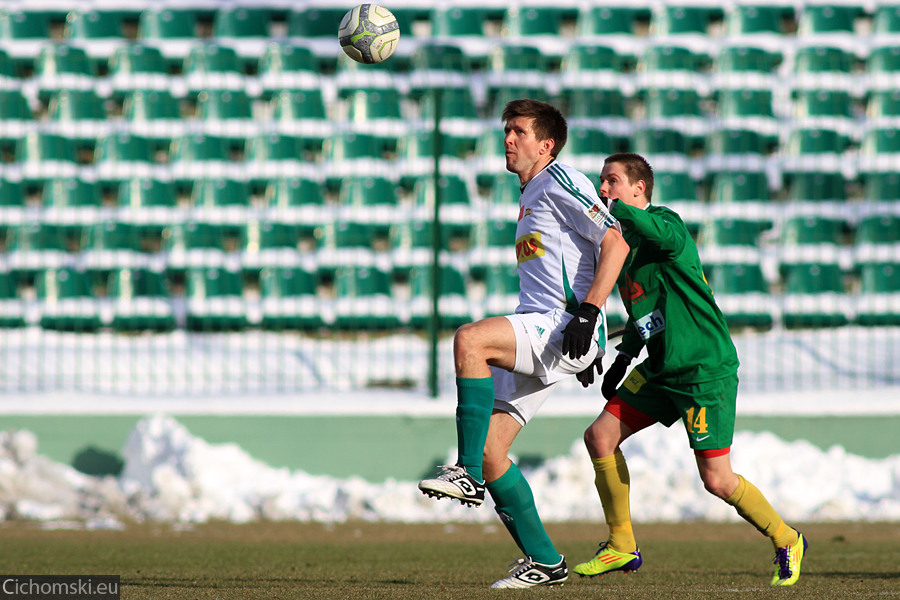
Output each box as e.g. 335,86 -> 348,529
575,397 -> 656,577
418,317 -> 516,505
687,376 -> 807,587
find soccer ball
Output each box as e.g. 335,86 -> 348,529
338,4 -> 400,64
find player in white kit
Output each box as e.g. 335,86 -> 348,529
419,99 -> 630,588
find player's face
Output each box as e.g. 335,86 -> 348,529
503,116 -> 551,182
599,162 -> 647,208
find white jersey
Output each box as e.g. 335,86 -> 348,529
513,160 -> 618,314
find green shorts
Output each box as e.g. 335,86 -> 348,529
615,367 -> 738,451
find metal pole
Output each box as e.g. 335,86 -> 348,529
428,88 -> 443,398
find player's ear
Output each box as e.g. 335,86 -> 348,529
542,137 -> 555,156
634,179 -> 646,198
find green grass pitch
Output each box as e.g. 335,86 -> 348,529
0,521 -> 897,599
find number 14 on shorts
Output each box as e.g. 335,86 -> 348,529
685,406 -> 708,438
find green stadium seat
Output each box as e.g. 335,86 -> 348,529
35,267 -> 103,332
798,5 -> 862,35
567,127 -> 617,157
191,178 -> 251,209
419,87 -> 478,120
430,6 -> 496,37
713,44 -> 783,91
388,219 -> 460,275
706,262 -> 774,329
0,9 -> 53,39
315,219 -> 383,278
787,171 -> 848,202
481,262 -> 520,318
287,7 -> 347,37
195,90 -> 253,143
781,215 -> 846,248
64,10 -> 129,39
396,129 -> 476,188
270,89 -> 328,123
781,128 -> 850,177
169,133 -> 233,183
643,87 -> 704,118
163,221 -> 231,273
265,177 -> 325,209
331,265 -> 401,331
866,45 -> 900,93
489,44 -> 550,72
502,6 -> 571,36
0,177 -> 25,208
258,42 -> 321,96
862,172 -> 900,202
866,90 -> 900,118
117,178 -> 178,209
792,44 -> 856,92
716,89 -> 775,118
633,128 -> 692,155
653,5 -> 720,35
5,223 -> 73,279
407,264 -> 471,330
94,132 -> 157,188
468,217 -> 519,280
34,43 -> 96,101
780,261 -> 851,328
108,43 -> 169,98
17,131 -> 79,184
705,129 -> 774,174
859,127 -> 900,175
0,270 -> 25,328
184,266 -> 248,332
576,6 -> 646,36
123,89 -> 182,122
725,4 -> 792,35
340,176 -> 399,207
412,174 -> 474,237
0,89 -> 31,146
856,262 -> 900,326
856,214 -> 900,245
240,220 -> 305,272
323,132 -> 396,190
873,5 -> 900,33
138,8 -> 199,38
488,85 -> 554,117
258,266 -> 323,331
560,44 -> 630,92
793,90 -> 853,118
183,43 -> 244,94
653,171 -> 698,205
408,43 -> 472,96
710,171 -> 771,203
40,179 -> 103,234
343,88 -> 403,121
213,7 -> 271,37
700,217 -> 766,247
563,87 -> 629,121
108,267 -> 176,332
245,132 -> 315,186
80,221 -> 151,275
636,44 -> 710,93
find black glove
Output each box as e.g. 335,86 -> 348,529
601,354 -> 632,400
576,356 -> 604,388
562,302 -> 601,360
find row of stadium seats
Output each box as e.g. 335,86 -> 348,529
1,260 -> 898,333
5,40 -> 900,99
4,4 -> 900,46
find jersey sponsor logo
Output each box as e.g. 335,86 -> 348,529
623,368 -> 646,394
516,232 -> 544,263
634,309 -> 665,340
518,206 -> 533,221
588,202 -> 616,228
620,274 -> 646,303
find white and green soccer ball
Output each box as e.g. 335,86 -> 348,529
338,4 -> 400,64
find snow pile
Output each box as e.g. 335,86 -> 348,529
2,415 -> 899,527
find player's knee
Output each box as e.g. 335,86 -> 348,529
583,422 -> 617,457
700,472 -> 733,499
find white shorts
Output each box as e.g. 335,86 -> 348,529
492,307 -> 607,426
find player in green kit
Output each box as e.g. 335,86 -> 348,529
573,153 -> 808,587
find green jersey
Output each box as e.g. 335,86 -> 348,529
611,202 -> 739,384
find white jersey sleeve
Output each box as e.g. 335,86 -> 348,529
513,161 -> 619,314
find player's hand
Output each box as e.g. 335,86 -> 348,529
562,302 -> 601,360
602,354 -> 632,400
576,356 -> 604,388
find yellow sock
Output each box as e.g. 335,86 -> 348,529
592,450 -> 636,553
726,475 -> 799,549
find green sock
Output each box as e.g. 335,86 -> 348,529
487,462 -> 560,566
455,376 -> 494,483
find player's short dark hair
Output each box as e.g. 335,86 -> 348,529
502,99 -> 567,157
604,152 -> 654,202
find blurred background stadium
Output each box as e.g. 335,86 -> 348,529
0,0 -> 899,475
